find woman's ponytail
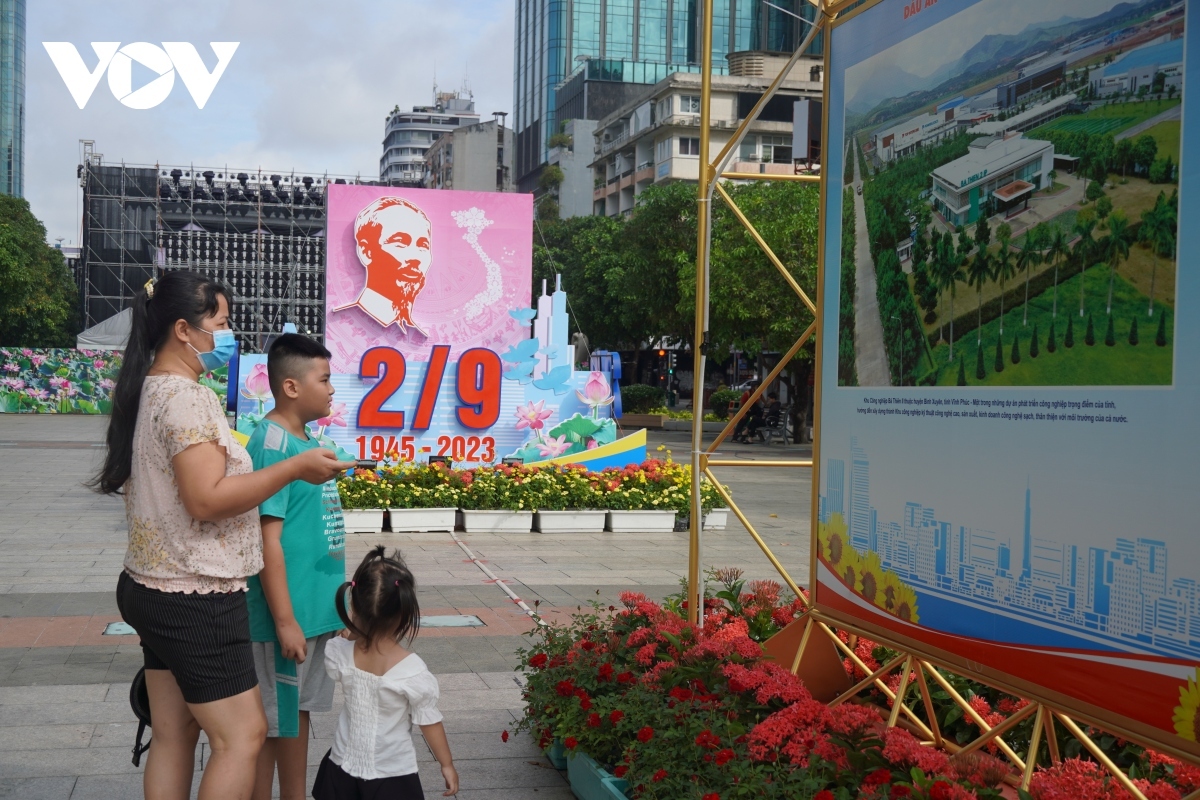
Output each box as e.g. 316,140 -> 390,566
89,271 -> 231,495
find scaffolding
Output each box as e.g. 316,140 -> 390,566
78,142 -> 385,350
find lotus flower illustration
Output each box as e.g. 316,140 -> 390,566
240,363 -> 272,414
536,434 -> 571,459
515,399 -> 553,443
315,402 -> 347,438
576,371 -> 613,418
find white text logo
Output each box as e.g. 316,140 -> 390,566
42,42 -> 239,109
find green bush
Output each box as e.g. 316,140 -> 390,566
620,384 -> 666,414
709,389 -> 741,419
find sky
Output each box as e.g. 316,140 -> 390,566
843,0 -> 1133,108
25,0 -> 515,246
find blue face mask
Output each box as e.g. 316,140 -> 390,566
189,326 -> 237,371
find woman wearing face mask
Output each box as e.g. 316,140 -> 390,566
92,271 -> 354,800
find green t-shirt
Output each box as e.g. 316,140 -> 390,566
246,419 -> 348,642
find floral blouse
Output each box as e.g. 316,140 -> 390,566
123,375 -> 262,593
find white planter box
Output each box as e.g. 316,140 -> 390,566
534,510 -> 607,534
342,509 -> 385,534
389,507 -> 457,532
605,510 -> 677,533
460,510 -> 533,533
704,509 -> 729,530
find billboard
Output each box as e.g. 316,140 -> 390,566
816,0 -> 1197,757
236,184 -> 644,470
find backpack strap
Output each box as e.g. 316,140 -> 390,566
131,720 -> 151,767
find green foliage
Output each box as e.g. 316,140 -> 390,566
1047,319 -> 1057,353
1010,332 -> 1021,365
0,197 -> 80,347
838,188 -> 858,386
956,356 -> 966,386
1148,155 -> 1175,184
975,345 -> 985,380
1085,313 -> 1096,346
994,336 -> 1004,373
1104,313 -> 1115,346
1029,324 -> 1039,358
538,165 -> 565,191
1156,311 -> 1167,346
1085,179 -> 1106,203
547,132 -> 573,149
620,383 -> 666,414
708,389 -> 740,419
1065,315 -> 1075,348
1128,316 -> 1138,346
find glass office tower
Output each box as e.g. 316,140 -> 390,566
0,0 -> 24,197
513,0 -> 818,191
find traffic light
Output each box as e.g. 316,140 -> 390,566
657,349 -> 666,357
668,351 -> 675,375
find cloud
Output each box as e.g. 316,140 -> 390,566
26,0 -> 514,244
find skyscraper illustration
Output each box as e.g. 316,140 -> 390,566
821,439 -> 1199,662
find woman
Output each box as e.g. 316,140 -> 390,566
92,271 -> 353,800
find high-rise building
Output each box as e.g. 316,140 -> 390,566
380,89 -> 479,186
513,0 -> 820,193
826,459 -> 844,519
424,117 -> 514,193
0,0 -> 25,196
849,437 -> 870,552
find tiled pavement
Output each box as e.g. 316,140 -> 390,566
0,415 -> 811,798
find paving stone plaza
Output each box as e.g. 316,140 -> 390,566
0,415 -> 811,798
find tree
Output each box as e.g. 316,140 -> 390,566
1017,226 -> 1044,326
1073,215 -> 1097,317
1095,195 -> 1113,227
1085,313 -> 1096,346
0,196 -> 79,347
1148,155 -> 1174,184
1047,319 -> 1057,353
1104,313 -> 1115,346
935,231 -> 964,360
1128,316 -> 1139,346
1030,324 -> 1040,358
975,344 -> 986,380
1065,316 -> 1075,348
1156,311 -> 1167,346
993,225 -> 1016,335
994,336 -> 1005,373
533,214 -> 630,350
1045,227 -> 1069,318
973,214 -> 991,252
1141,190 -> 1177,317
1085,179 -> 1106,204
1133,135 -> 1158,176
1104,212 -> 1131,315
957,356 -> 967,386
1113,138 -> 1134,177
966,250 -> 991,344
1011,332 -> 1021,365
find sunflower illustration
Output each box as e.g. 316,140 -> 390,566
840,546 -> 864,592
857,551 -> 885,604
890,581 -> 920,624
820,513 -> 849,570
1174,669 -> 1199,742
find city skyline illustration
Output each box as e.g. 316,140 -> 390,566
820,437 -> 1199,662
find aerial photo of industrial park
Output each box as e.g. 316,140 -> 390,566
838,0 -> 1183,388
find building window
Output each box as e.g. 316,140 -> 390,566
679,95 -> 701,114
680,137 -> 700,156
761,135 -> 793,164
656,138 -> 671,162
739,138 -> 757,161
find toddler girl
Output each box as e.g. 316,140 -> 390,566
314,547 -> 458,799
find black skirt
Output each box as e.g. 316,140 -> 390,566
313,751 -> 426,800
116,571 -> 258,704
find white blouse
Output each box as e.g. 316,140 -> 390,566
324,636 -> 444,780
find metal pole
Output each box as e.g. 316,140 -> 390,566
687,0 -> 716,627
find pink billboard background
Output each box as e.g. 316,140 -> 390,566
324,185 -> 533,374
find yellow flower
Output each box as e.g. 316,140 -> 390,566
888,580 -> 919,624
839,546 -> 863,590
857,551 -> 884,604
1174,669 -> 1200,742
819,513 -> 849,569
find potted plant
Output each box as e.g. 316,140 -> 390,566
533,466 -> 608,534
458,465 -> 534,533
601,460 -> 682,533
385,464 -> 462,532
701,479 -> 729,530
336,469 -> 390,533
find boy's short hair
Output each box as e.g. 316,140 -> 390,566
267,333 -> 332,397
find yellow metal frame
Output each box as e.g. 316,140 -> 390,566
683,0 -> 1197,792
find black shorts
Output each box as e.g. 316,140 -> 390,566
116,571 -> 258,704
313,751 -> 425,800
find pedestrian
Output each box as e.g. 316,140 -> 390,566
92,270 -> 353,800
246,334 -> 353,800
314,547 -> 459,799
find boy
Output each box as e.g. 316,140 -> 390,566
246,334 -> 350,800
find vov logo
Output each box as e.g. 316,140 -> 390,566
43,42 -> 239,110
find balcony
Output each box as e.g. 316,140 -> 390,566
634,165 -> 655,184
598,129 -> 630,156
